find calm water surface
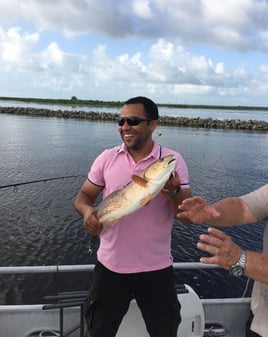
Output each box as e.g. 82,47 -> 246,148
0,113 -> 267,303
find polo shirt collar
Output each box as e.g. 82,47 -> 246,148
118,141 -> 161,160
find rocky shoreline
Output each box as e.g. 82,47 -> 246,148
1,106 -> 268,131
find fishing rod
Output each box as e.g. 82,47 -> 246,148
1,174 -> 100,254
0,175 -> 84,189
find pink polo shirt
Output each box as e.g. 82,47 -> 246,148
88,141 -> 190,273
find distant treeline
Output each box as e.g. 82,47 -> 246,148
1,96 -> 268,111
0,96 -> 122,107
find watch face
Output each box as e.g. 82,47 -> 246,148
230,265 -> 243,277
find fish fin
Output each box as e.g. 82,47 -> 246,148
140,193 -> 153,206
132,175 -> 148,187
103,219 -> 118,228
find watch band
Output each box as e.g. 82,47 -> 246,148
164,185 -> 181,196
230,250 -> 247,277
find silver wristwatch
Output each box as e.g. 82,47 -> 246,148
230,250 -> 247,277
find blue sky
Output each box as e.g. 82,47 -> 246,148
1,0 -> 268,106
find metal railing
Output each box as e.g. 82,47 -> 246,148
0,262 -> 219,275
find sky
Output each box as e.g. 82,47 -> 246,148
1,0 -> 268,106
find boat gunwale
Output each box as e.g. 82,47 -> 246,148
0,262 -> 219,274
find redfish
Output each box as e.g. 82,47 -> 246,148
96,155 -> 176,227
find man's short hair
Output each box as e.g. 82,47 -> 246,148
124,96 -> 159,120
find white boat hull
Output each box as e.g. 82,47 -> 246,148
0,264 -> 251,337
0,292 -> 251,337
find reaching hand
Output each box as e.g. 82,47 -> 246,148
197,227 -> 241,270
177,196 -> 220,224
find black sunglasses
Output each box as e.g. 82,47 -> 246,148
117,117 -> 152,126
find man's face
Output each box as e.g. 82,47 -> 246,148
118,103 -> 157,150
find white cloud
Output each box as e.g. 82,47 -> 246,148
0,0 -> 133,38
215,63 -> 225,75
172,83 -> 212,95
42,42 -> 64,66
0,27 -> 39,72
132,0 -> 153,19
40,42 -> 84,73
1,0 -> 268,105
0,23 -> 88,98
0,0 -> 268,50
90,38 -> 255,99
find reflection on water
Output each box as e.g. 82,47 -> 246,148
0,113 -> 267,303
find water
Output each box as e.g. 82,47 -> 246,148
0,111 -> 267,304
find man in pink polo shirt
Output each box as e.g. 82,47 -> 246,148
74,96 -> 191,337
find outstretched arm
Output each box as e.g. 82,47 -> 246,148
177,196 -> 257,227
177,196 -> 220,224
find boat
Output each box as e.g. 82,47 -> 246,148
0,262 -> 251,337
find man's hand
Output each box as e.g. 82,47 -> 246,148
83,208 -> 103,236
177,196 -> 220,224
197,227 -> 241,270
164,171 -> 180,193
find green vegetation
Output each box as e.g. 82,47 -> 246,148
0,96 -> 122,107
1,96 -> 268,111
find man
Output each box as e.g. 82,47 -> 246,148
177,184 -> 268,337
74,96 -> 191,337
